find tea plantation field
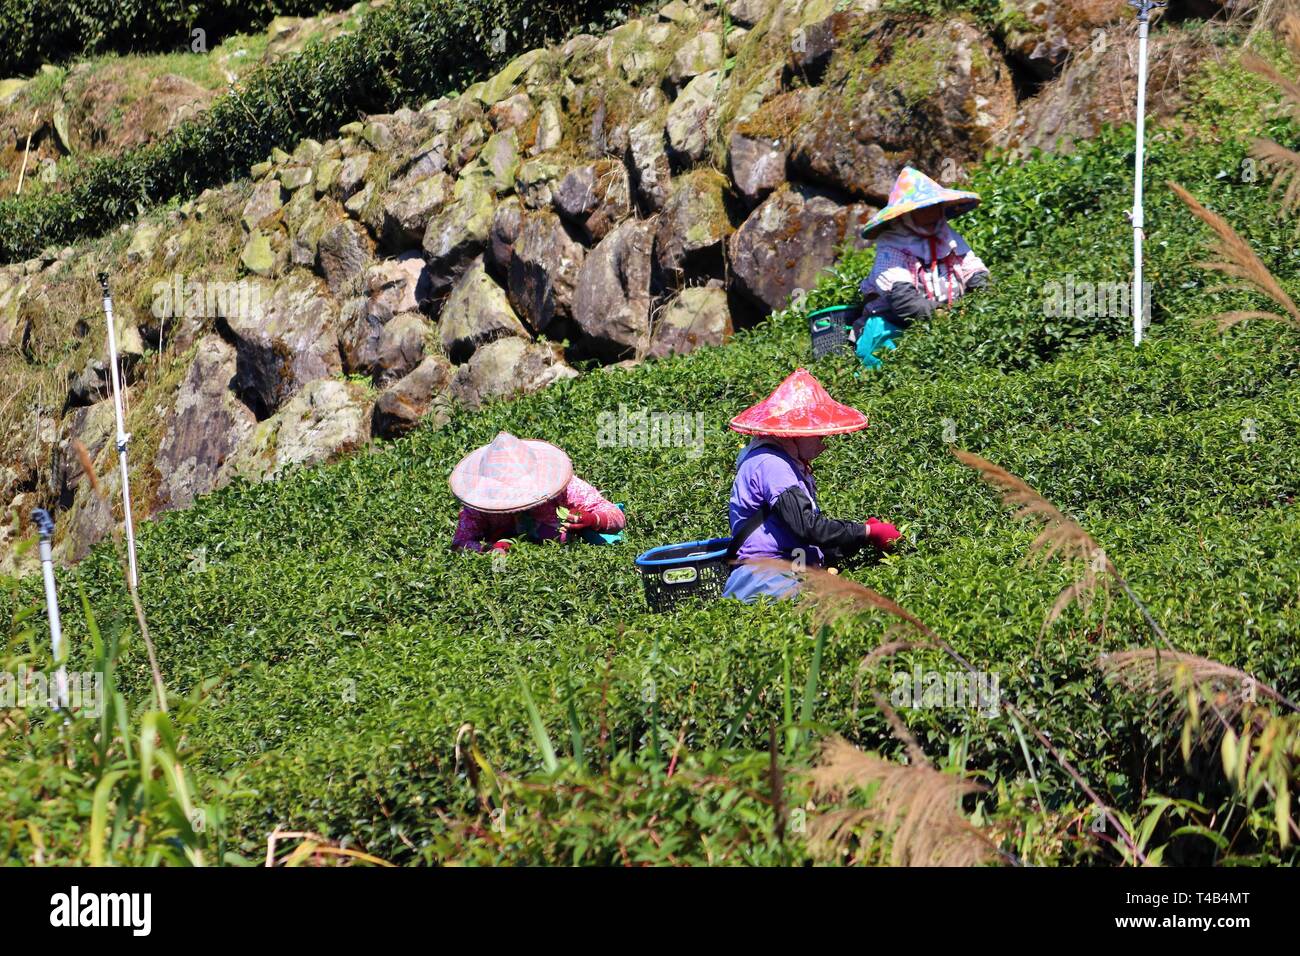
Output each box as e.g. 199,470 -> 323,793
6,58 -> 1300,866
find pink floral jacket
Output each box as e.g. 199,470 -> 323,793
451,477 -> 625,551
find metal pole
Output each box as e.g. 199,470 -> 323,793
1129,0 -> 1164,346
31,509 -> 68,711
99,273 -> 139,591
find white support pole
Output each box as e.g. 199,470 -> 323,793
32,509 -> 68,711
99,273 -> 139,591
1130,0 -> 1164,346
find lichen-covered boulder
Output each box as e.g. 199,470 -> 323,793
728,130 -> 787,207
572,217 -> 656,359
667,32 -> 724,86
155,335 -> 257,511
290,197 -> 343,268
364,253 -> 432,315
553,160 -> 632,242
789,16 -> 1015,203
218,379 -> 373,485
1002,0 -> 1131,79
449,336 -> 577,410
332,153 -> 371,201
654,169 -> 732,282
372,355 -> 454,439
439,257 -> 529,363
380,171 -> 452,250
648,284 -> 733,358
531,98 -> 564,155
665,69 -> 726,166
627,119 -> 673,212
507,209 -> 586,333
729,183 -> 872,313
516,158 -> 564,210
998,26 -> 1198,156
218,270 -> 341,418
318,218 -> 376,296
242,178 -> 285,231
66,317 -> 144,408
488,92 -> 535,131
373,311 -> 431,387
489,197 -> 524,275
338,295 -> 391,377
422,175 -> 497,296
53,400 -> 115,511
470,129 -> 521,195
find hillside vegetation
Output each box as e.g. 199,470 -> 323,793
0,6 -> 370,194
3,1 -> 1300,866
6,33 -> 1300,863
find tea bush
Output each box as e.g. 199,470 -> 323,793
0,1 -> 327,75
6,50 -> 1300,864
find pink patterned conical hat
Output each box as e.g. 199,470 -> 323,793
729,369 -> 869,437
449,432 -> 573,513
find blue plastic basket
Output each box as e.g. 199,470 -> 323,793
635,537 -> 732,612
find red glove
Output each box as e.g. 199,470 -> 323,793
865,517 -> 901,551
562,511 -> 597,532
491,540 -> 512,552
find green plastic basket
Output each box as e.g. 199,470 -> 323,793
808,304 -> 857,360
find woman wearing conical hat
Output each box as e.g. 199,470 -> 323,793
450,432 -> 625,552
853,166 -> 991,366
722,369 -> 900,603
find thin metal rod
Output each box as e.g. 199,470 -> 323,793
100,274 -> 139,591
1130,0 -> 1163,345
32,509 -> 68,710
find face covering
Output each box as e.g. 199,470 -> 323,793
901,210 -> 946,237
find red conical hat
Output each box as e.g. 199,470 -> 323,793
729,369 -> 869,437
449,431 -> 573,513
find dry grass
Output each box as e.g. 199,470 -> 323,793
786,566 -> 1150,864
1100,648 -> 1297,745
1169,180 -> 1300,329
951,448 -> 1120,631
72,439 -> 104,499
1249,138 -> 1300,217
807,734 -> 996,867
1172,12 -> 1300,328
1242,12 -> 1300,218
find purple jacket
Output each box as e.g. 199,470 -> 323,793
728,442 -> 825,567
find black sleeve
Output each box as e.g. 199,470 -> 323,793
965,269 -> 991,290
772,486 -> 868,554
885,284 -> 935,330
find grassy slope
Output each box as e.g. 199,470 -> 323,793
0,9 -> 363,194
18,41 -> 1300,864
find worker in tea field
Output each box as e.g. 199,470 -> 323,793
450,431 -> 626,551
722,369 -> 901,603
853,166 -> 991,368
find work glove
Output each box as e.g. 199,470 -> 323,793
491,540 -> 512,552
562,511 -> 597,532
865,517 -> 901,551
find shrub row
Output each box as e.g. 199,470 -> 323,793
0,0 -> 634,264
0,1 -> 327,76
